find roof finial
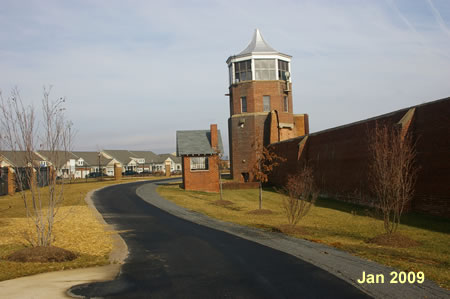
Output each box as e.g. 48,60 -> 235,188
239,28 -> 278,55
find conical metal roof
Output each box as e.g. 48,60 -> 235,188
239,29 -> 278,55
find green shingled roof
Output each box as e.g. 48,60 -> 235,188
176,130 -> 224,156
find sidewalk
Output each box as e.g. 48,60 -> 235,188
0,264 -> 120,299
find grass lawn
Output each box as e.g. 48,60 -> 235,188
0,176 -> 170,281
157,183 -> 450,289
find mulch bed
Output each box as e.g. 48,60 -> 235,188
247,209 -> 273,215
367,233 -> 420,248
212,200 -> 234,207
278,224 -> 309,235
6,246 -> 78,263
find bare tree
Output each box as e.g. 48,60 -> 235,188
0,86 -> 73,247
282,166 -> 318,227
251,140 -> 285,209
369,122 -> 418,235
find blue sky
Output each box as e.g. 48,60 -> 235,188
1,0 -> 449,155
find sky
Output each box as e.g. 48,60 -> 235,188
1,0 -> 449,156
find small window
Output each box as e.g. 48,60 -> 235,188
241,172 -> 249,182
263,95 -> 271,112
234,60 -> 252,82
190,157 -> 209,171
283,96 -> 288,112
278,60 -> 289,80
241,96 -> 247,113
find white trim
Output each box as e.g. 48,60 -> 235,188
229,54 -> 291,63
275,58 -> 280,80
251,59 -> 255,81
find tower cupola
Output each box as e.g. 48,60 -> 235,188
226,29 -> 292,85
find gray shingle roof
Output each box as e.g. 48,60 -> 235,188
0,151 -> 43,167
158,153 -> 181,164
176,130 -> 224,156
72,151 -> 112,167
102,150 -> 136,165
37,151 -> 79,168
128,151 -> 160,163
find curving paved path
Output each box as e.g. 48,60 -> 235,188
68,180 -> 447,299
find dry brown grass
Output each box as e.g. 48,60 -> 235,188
0,176 -> 163,281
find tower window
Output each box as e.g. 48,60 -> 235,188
241,97 -> 247,113
255,59 -> 276,80
278,60 -> 289,80
283,96 -> 289,112
263,96 -> 271,112
234,60 -> 252,82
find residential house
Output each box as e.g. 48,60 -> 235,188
156,153 -> 182,174
72,151 -> 115,178
0,151 -> 53,189
102,150 -> 143,174
36,151 -> 81,179
127,150 -> 160,173
176,124 -> 223,192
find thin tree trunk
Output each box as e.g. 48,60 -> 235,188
219,166 -> 223,201
259,182 -> 262,209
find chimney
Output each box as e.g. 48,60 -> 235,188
210,124 -> 218,151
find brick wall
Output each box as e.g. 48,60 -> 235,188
269,97 -> 450,217
229,114 -> 269,182
182,155 -> 220,193
222,181 -> 259,190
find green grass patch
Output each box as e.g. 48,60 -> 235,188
157,184 -> 450,289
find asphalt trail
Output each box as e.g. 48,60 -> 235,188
69,180 -> 371,298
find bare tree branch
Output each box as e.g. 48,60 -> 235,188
282,165 -> 318,227
369,122 -> 418,235
0,87 -> 73,247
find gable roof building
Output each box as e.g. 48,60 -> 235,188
176,124 -> 223,192
36,151 -> 79,168
72,151 -> 113,167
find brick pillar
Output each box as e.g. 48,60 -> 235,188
114,163 -> 122,180
165,162 -> 171,177
29,167 -> 37,191
48,166 -> 56,184
210,124 -> 218,151
7,167 -> 15,195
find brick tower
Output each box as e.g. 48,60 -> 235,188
227,29 -> 309,182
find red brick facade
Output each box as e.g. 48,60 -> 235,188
269,97 -> 450,217
182,155 -> 220,193
228,80 -> 308,182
